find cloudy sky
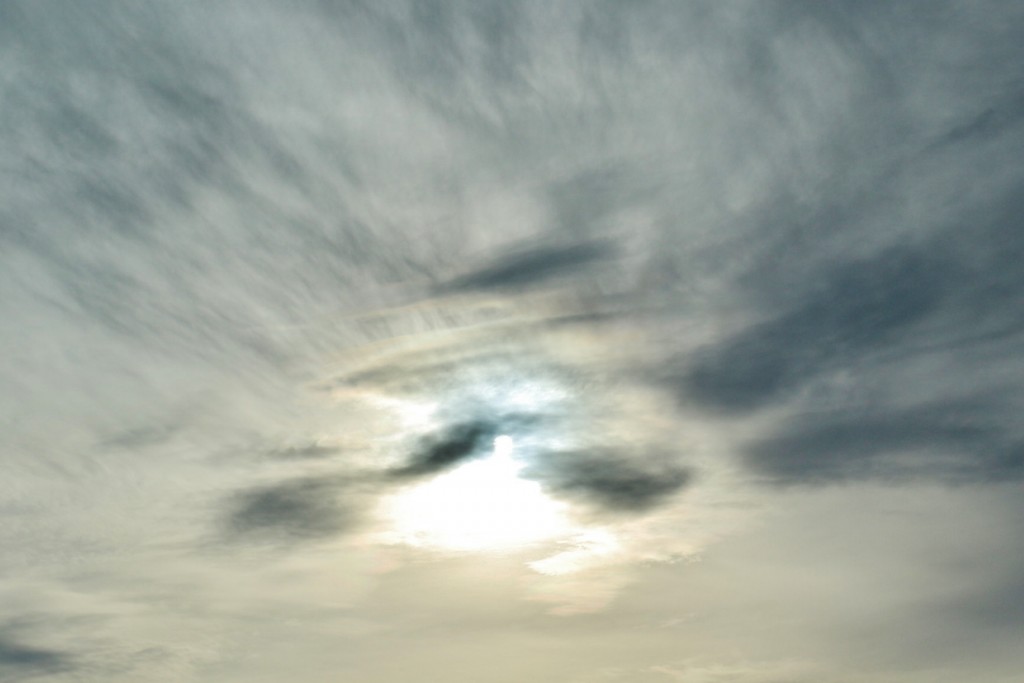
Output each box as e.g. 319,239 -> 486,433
2,2 -> 1024,681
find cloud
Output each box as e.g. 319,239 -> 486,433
224,478 -> 349,543
525,449 -> 692,513
2,1 -> 1024,681
678,246 -> 949,414
0,633 -> 72,681
745,396 -> 1024,485
931,87 -> 1024,150
437,240 -> 615,293
267,443 -> 341,461
390,420 -> 500,478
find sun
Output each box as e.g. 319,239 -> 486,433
381,435 -> 573,552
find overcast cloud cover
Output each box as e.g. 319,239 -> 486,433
2,1 -> 1024,681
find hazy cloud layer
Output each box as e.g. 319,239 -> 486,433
2,1 -> 1023,681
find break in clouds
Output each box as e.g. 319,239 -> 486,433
2,2 -> 1023,681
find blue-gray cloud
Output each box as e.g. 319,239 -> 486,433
524,448 -> 692,512
0,632 -> 73,681
680,246 -> 949,414
224,478 -> 350,543
390,420 -> 500,478
437,240 -> 615,293
745,396 -> 1024,485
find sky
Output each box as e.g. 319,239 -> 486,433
2,1 -> 1024,681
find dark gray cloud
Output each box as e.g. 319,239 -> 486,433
437,241 -> 615,293
525,449 -> 692,513
745,396 -> 1024,486
224,478 -> 348,542
0,634 -> 72,681
678,246 -> 950,414
670,165 -> 1024,487
390,420 -> 500,478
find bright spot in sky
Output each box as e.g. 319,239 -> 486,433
382,435 -> 573,552
493,434 -> 514,456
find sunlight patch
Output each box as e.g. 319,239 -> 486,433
380,436 -> 574,552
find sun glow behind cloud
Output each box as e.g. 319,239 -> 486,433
380,435 -> 577,552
